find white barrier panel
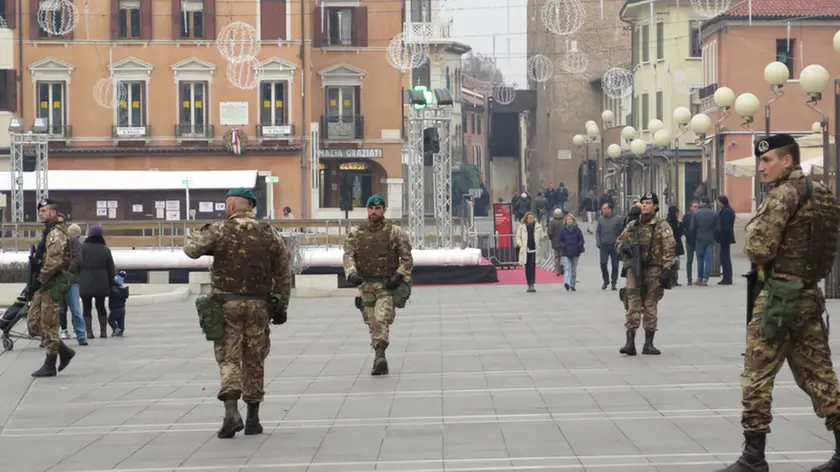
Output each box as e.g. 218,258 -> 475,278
0,247 -> 484,269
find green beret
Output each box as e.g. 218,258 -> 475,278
227,188 -> 258,206
366,194 -> 386,207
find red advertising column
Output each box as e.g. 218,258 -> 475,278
493,202 -> 513,249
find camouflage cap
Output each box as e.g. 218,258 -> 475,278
755,133 -> 797,157
366,194 -> 386,207
226,188 -> 258,207
640,192 -> 659,205
37,198 -> 57,210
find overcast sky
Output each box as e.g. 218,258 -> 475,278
448,0 -> 528,85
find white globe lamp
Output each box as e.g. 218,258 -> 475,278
653,129 -> 671,148
601,110 -> 614,124
585,120 -> 597,130
586,125 -> 600,138
813,121 -> 823,134
764,61 -> 790,89
690,113 -> 712,137
713,87 -> 736,111
630,138 -> 647,156
734,93 -> 761,122
648,119 -> 664,135
573,134 -> 586,146
673,107 -> 691,126
834,29 -> 840,54
607,144 -> 622,158
621,126 -> 637,140
800,64 -> 831,100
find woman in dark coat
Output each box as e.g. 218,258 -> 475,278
78,225 -> 115,338
666,205 -> 685,287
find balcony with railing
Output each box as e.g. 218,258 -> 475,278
175,123 -> 214,139
402,19 -> 453,44
112,125 -> 151,139
321,115 -> 364,141
47,124 -> 72,139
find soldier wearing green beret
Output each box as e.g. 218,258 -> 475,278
184,188 -> 292,439
29,199 -> 76,377
343,194 -> 414,375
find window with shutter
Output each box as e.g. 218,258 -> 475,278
179,0 -> 204,39
326,7 -> 353,46
261,0 -> 286,40
119,0 -> 141,39
0,69 -> 15,112
35,0 -> 75,40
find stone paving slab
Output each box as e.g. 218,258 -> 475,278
0,234 -> 837,471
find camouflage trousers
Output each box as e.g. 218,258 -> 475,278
624,269 -> 663,332
359,281 -> 395,350
214,300 -> 271,403
741,289 -> 840,433
27,289 -> 60,355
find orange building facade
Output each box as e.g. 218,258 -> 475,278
0,0 -> 405,219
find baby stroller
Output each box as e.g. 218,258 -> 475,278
0,289 -> 33,351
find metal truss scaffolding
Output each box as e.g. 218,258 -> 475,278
405,106 -> 453,249
10,133 -> 49,227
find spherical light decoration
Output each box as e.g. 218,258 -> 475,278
226,56 -> 264,90
813,121 -> 823,133
561,49 -> 588,75
621,126 -> 637,140
630,138 -> 647,156
586,125 -> 599,138
764,61 -> 790,87
602,67 -> 634,99
572,134 -> 586,146
601,110 -> 614,123
217,22 -> 260,64
834,29 -> 840,54
734,93 -> 761,118
386,33 -> 429,71
648,119 -> 664,134
653,129 -> 671,148
713,86 -> 736,109
92,77 -> 128,109
800,64 -> 830,97
0,16 -> 7,29
673,107 -> 692,125
527,54 -> 554,83
607,144 -> 622,158
493,83 -> 516,105
690,0 -> 731,19
541,0 -> 585,36
37,0 -> 79,37
690,113 -> 712,136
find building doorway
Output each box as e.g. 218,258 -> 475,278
683,162 -> 702,211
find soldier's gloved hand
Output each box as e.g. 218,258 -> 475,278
659,269 -> 675,290
347,272 -> 363,287
386,274 -> 403,290
271,309 -> 287,325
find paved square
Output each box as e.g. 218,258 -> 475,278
1,245 -> 838,471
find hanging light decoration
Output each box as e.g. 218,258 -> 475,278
37,0 -> 79,36
560,40 -> 588,75
217,22 -> 260,64
493,83 -> 516,105
527,54 -> 554,83
541,0 -> 585,36
690,0 -> 731,18
92,77 -> 128,109
602,67 -> 634,99
226,56 -> 264,90
386,33 -> 429,71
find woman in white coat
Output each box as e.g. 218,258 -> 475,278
515,211 -> 546,293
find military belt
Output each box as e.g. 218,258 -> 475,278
362,276 -> 390,282
215,294 -> 270,302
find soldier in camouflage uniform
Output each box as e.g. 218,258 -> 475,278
28,199 -> 76,377
184,188 -> 292,439
344,194 -> 414,376
615,192 -> 676,357
717,135 -> 840,472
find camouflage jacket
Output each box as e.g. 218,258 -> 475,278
615,214 -> 676,272
343,219 -> 414,280
746,168 -> 839,282
183,210 -> 292,310
39,223 -> 71,285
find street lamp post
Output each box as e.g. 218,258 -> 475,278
630,138 -> 648,196
672,107 -> 692,208
607,143 -> 623,212
620,126 -> 638,208
573,133 -> 587,206
601,109 -> 615,192
758,61 -> 791,204
711,87 -> 736,200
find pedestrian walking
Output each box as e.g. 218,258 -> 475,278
515,212 -> 545,293
689,196 -> 719,286
557,213 -> 585,292
596,202 -> 622,291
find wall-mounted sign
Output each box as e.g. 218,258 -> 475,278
318,148 -> 383,159
219,102 -> 249,125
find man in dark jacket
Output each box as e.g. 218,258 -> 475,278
598,188 -> 615,211
595,202 -> 623,290
689,196 -> 719,286
716,194 -> 736,285
547,208 -> 565,276
556,183 -> 569,213
534,192 -> 549,225
681,200 -> 699,285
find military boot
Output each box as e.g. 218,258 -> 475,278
371,347 -> 389,376
57,341 -> 76,372
811,429 -> 840,471
714,432 -> 769,472
217,398 -> 244,439
619,330 -> 637,356
31,354 -> 58,377
642,330 -> 661,355
244,402 -> 263,435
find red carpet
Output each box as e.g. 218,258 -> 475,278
494,266 -> 572,285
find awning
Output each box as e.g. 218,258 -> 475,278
0,170 -> 260,191
725,133 -> 834,177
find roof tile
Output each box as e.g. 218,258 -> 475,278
721,0 -> 840,19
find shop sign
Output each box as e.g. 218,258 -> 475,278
318,148 -> 383,159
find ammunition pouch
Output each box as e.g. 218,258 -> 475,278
49,270 -> 76,303
761,278 -> 804,343
269,293 -> 287,325
195,294 -> 225,341
659,269 -> 675,290
392,280 -> 412,309
354,296 -> 363,310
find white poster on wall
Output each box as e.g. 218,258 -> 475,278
155,208 -> 164,219
165,210 -> 180,221
215,203 -> 225,211
107,201 -> 118,209
96,208 -> 107,216
132,204 -> 143,213
198,202 -> 213,213
155,201 -> 165,209
219,102 -> 249,125
96,201 -> 107,209
108,208 -> 117,219
165,200 -> 180,211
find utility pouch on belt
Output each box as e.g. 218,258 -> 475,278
354,296 -> 362,310
392,280 -> 412,309
761,278 -> 804,342
269,294 -> 287,325
49,270 -> 75,303
195,294 -> 225,341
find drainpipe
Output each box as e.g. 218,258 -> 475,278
299,0 -> 307,218
17,0 -> 23,121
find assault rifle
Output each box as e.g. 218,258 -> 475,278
26,244 -> 44,302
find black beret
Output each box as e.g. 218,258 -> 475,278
37,198 -> 57,210
640,192 -> 659,205
755,134 -> 797,157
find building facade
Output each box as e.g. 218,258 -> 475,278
526,0 -> 631,210
2,0 -> 404,221
700,1 -> 840,213
617,0 -> 706,210
461,87 -> 488,184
